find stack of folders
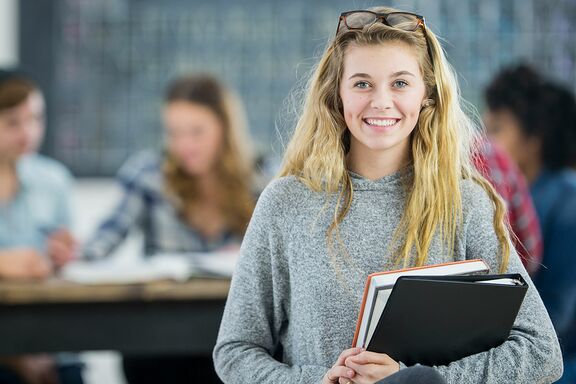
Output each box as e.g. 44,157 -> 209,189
352,259 -> 528,366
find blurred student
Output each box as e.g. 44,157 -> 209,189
485,64 -> 576,383
473,139 -> 543,274
82,74 -> 255,260
82,74 -> 256,383
0,70 -> 81,384
0,70 -> 76,278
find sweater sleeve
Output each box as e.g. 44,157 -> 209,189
434,181 -> 563,383
213,178 -> 329,384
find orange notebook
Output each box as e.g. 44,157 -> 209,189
352,259 -> 490,348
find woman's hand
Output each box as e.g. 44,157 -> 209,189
0,249 -> 52,279
322,347 -> 363,384
46,229 -> 77,268
343,351 -> 400,384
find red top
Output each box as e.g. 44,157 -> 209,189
473,139 -> 543,275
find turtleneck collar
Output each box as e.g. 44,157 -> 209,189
348,164 -> 414,191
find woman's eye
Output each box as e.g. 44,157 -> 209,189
354,81 -> 371,89
393,80 -> 408,88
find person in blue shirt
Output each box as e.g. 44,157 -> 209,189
0,69 -> 82,384
485,64 -> 576,383
0,70 -> 76,277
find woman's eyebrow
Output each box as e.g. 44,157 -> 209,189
348,73 -> 371,80
347,71 -> 416,80
390,71 -> 416,78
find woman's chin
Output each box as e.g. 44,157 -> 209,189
181,163 -> 211,177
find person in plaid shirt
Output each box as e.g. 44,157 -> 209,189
82,74 -> 257,384
82,75 -> 257,262
473,138 -> 543,275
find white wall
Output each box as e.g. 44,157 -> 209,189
0,0 -> 18,67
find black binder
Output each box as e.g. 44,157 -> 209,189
367,273 -> 528,366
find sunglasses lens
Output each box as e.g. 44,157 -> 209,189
344,11 -> 378,29
385,13 -> 421,31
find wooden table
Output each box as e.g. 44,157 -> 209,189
0,278 -> 230,356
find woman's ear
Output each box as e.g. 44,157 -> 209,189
421,98 -> 435,108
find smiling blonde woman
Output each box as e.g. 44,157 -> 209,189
213,6 -> 563,384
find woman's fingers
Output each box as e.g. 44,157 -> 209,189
344,352 -> 400,383
336,347 -> 364,366
338,376 -> 356,384
324,365 -> 355,383
47,230 -> 77,267
323,348 -> 363,384
346,351 -> 395,365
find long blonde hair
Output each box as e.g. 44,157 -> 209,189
279,7 -> 510,272
163,74 -> 256,237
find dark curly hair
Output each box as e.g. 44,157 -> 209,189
485,64 -> 576,170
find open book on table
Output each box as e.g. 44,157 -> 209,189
60,251 -> 239,284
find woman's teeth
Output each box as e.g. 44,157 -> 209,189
364,118 -> 397,127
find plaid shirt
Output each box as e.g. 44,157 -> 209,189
82,151 -> 243,260
473,140 -> 543,274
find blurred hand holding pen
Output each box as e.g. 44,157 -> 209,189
36,225 -> 78,275
45,227 -> 78,269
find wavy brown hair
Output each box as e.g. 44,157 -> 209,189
163,74 -> 255,237
280,7 -> 510,272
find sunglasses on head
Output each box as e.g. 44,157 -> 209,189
336,10 -> 426,35
335,10 -> 432,63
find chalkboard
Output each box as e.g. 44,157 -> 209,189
19,0 -> 576,176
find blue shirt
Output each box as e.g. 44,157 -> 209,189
531,168 -> 576,357
0,154 -> 73,253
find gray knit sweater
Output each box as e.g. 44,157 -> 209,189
213,168 -> 563,383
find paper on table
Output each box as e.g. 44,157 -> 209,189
60,251 -> 239,285
186,250 -> 239,277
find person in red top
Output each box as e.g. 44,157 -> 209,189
473,138 -> 543,275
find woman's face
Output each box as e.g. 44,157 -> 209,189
163,101 -> 225,176
339,41 -> 426,162
0,91 -> 45,162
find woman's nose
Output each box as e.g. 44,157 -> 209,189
370,88 -> 393,110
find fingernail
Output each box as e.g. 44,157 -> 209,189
348,369 -> 354,377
